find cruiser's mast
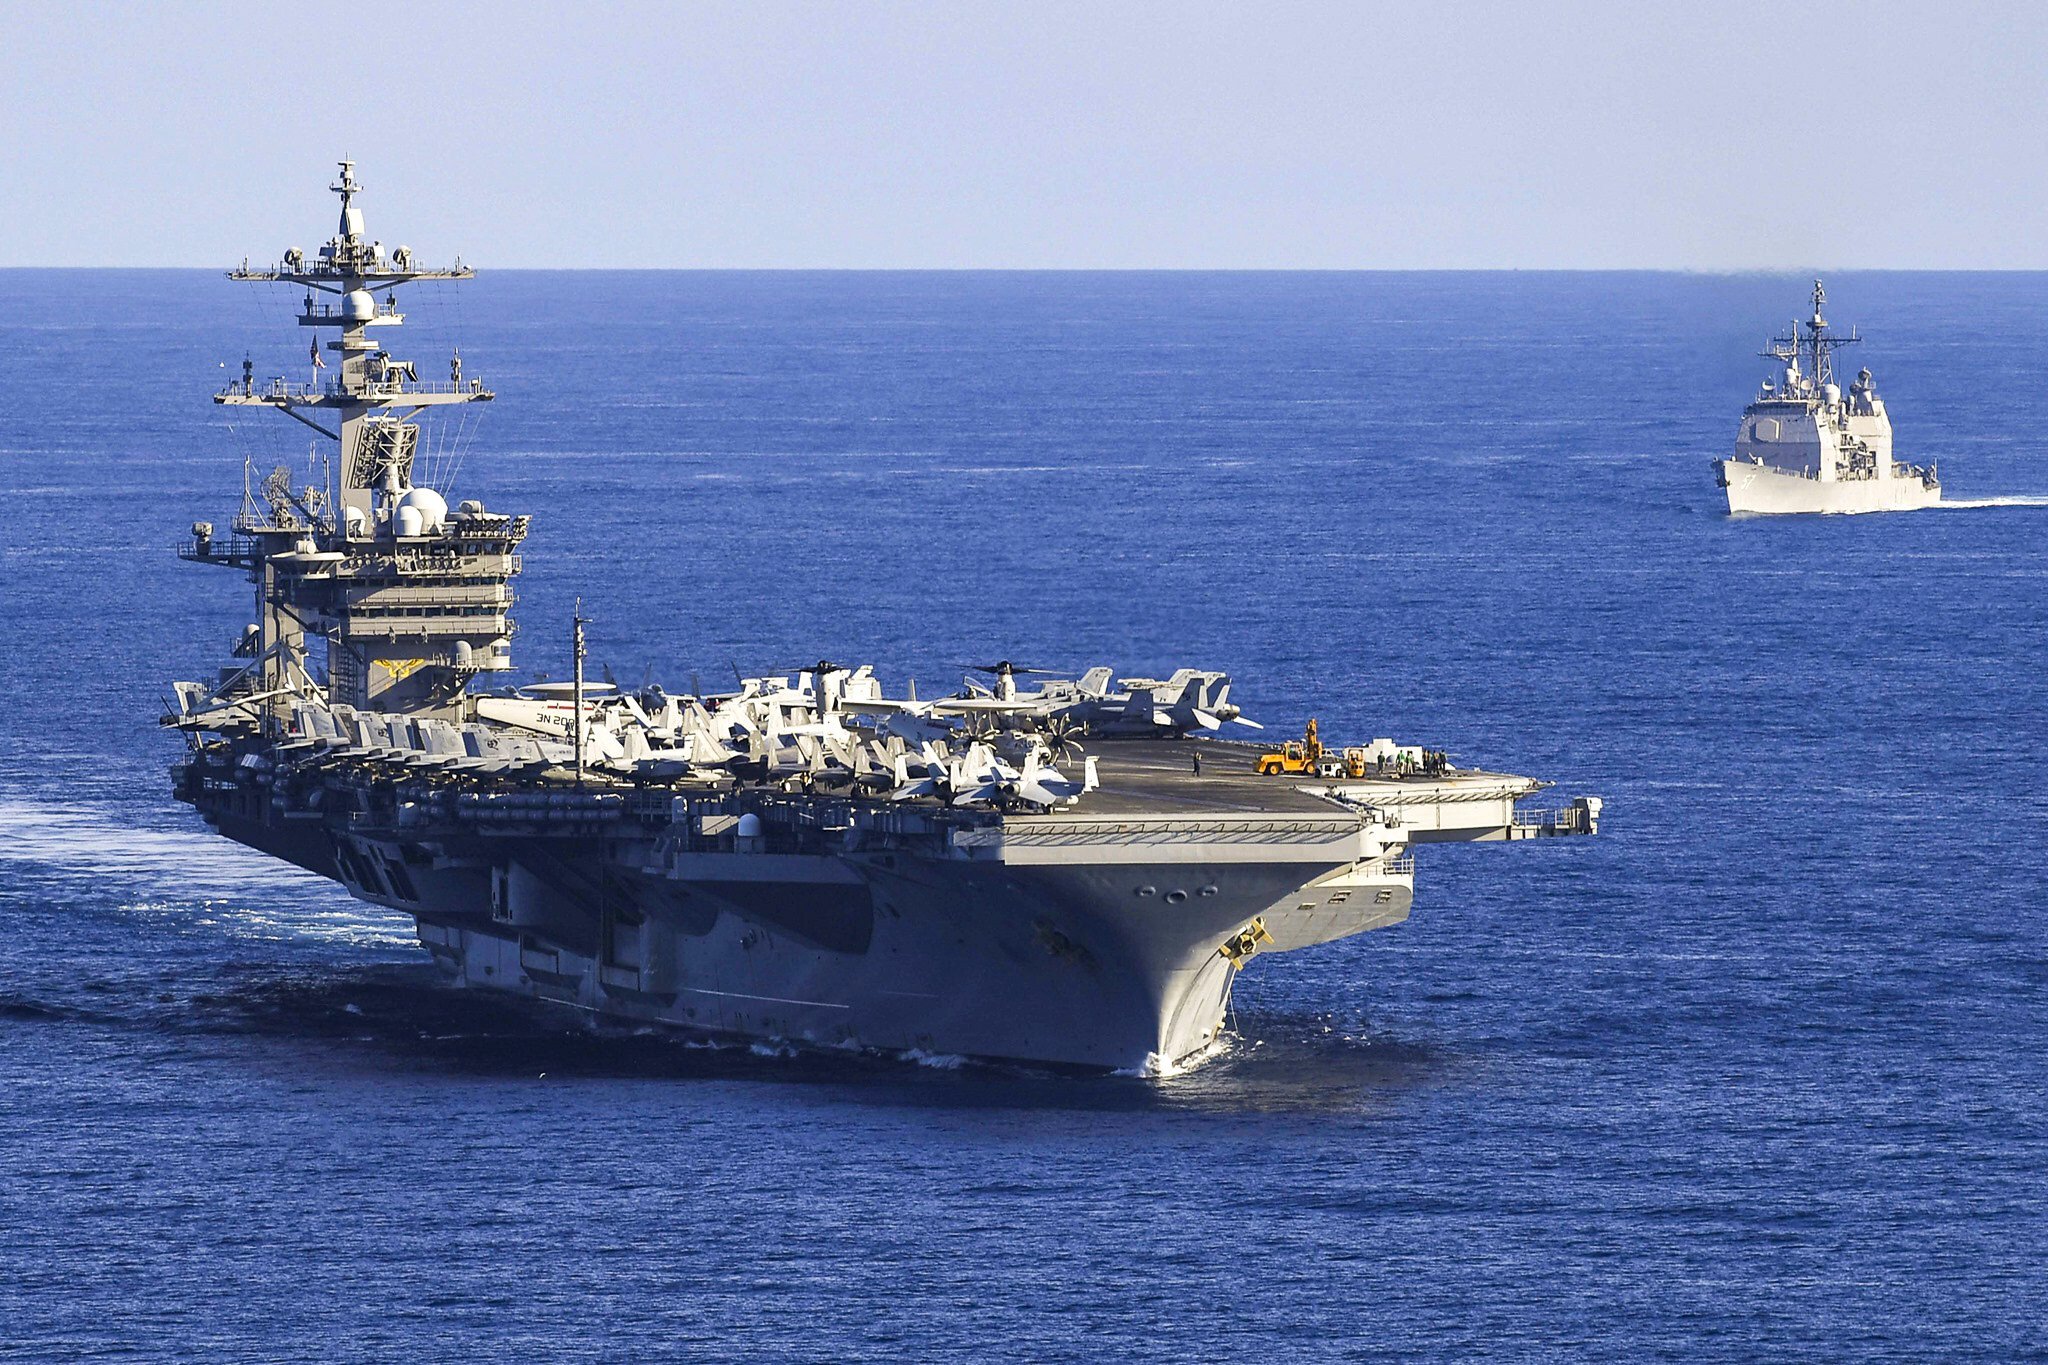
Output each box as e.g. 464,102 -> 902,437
1764,278 -> 1857,394
1805,278 -> 1840,388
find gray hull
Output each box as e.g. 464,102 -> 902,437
403,851 -> 1404,1072
176,728 -> 1598,1072
178,732 -> 1593,1073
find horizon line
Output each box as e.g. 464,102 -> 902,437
6,264 -> 2048,275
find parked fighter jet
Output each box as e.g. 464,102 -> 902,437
1077,669 -> 1263,735
931,662 -> 1261,737
889,738 -> 1098,809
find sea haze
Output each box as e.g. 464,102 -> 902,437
0,270 -> 2043,1361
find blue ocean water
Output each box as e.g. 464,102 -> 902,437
0,269 -> 2043,1361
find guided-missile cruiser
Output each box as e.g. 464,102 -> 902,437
165,165 -> 1600,1073
1716,280 -> 1941,515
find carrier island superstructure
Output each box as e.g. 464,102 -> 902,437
165,165 -> 1600,1073
1715,280 -> 1941,515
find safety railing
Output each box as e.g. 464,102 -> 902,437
1511,803 -> 1598,836
219,378 -> 492,402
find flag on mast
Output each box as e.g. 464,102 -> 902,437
310,339 -> 326,369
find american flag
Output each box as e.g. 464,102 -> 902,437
309,340 -> 326,369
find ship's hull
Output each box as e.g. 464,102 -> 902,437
400,853 -> 1410,1073
173,730 -> 1585,1073
199,808 -> 1410,1073
1716,459 -> 1941,515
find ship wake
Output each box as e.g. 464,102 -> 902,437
0,794 -> 294,892
0,792 -> 411,949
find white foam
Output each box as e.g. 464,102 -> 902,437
0,792 -> 414,948
1935,495 -> 2048,509
1118,1033 -> 1236,1079
0,794 -> 312,896
168,900 -> 416,949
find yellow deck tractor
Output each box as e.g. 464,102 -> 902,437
1255,718 -> 1323,776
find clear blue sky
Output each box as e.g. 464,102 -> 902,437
4,1 -> 2045,268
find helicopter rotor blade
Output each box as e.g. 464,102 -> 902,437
960,662 -> 1062,676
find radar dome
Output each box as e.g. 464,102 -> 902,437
343,289 -> 376,321
396,487 -> 448,531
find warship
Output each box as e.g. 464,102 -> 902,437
1716,280 -> 1940,515
166,165 -> 1601,1073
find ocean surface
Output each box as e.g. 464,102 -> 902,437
0,269 -> 2043,1361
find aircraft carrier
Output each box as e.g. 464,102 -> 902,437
165,165 -> 1600,1073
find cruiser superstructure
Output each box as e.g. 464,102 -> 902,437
165,166 -> 1599,1073
1716,280 -> 1940,515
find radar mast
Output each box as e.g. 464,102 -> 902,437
1760,278 -> 1858,393
184,163 -> 527,718
219,159 -> 491,527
